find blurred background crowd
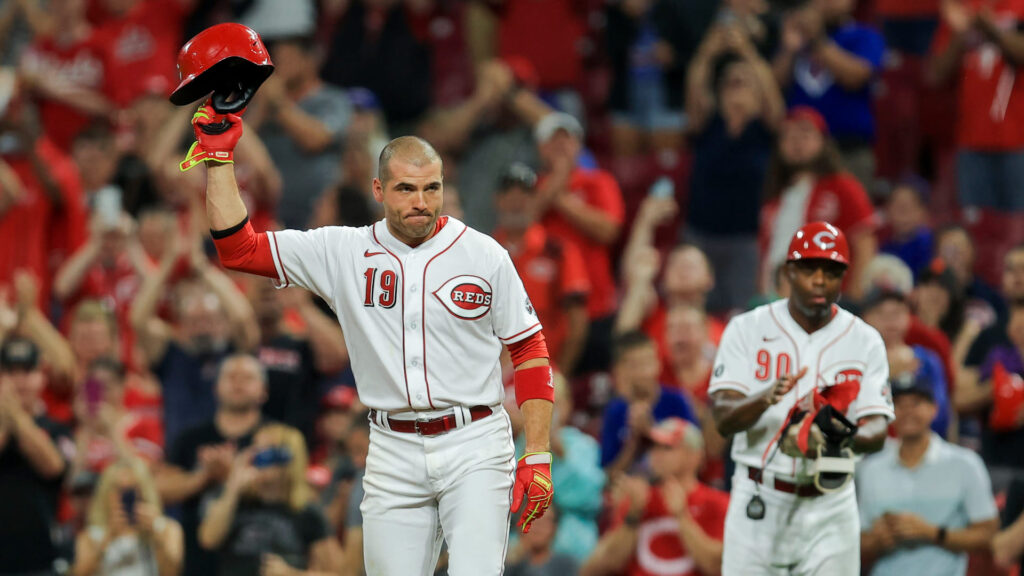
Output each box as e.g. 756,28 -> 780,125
1,0 -> 1024,574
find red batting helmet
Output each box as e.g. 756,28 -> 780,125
787,222 -> 850,266
169,23 -> 274,113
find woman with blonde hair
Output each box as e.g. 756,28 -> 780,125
198,423 -> 340,576
72,458 -> 184,576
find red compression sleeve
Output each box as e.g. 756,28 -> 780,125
507,331 -> 549,365
514,365 -> 555,407
210,217 -> 278,278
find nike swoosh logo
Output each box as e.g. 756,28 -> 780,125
364,250 -> 386,257
762,336 -> 780,342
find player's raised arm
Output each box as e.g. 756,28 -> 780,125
179,105 -> 280,280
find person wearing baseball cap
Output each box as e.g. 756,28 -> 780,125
761,105 -> 877,301
583,417 -> 728,576
857,371 -> 998,575
710,219 -> 894,575
859,288 -> 952,438
493,162 -> 591,377
534,110 -> 625,373
0,337 -> 72,575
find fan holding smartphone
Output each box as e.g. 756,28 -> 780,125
71,459 -> 184,576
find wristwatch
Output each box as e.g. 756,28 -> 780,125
936,526 -> 947,545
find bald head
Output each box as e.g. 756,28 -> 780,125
378,136 -> 443,185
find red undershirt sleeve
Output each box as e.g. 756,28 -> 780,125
210,217 -> 278,278
508,331 -> 550,366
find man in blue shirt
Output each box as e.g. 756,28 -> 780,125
600,331 -> 697,475
856,373 -> 998,575
773,0 -> 885,188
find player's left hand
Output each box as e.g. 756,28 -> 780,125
511,452 -> 553,534
180,102 -> 244,171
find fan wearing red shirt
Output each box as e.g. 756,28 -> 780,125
583,417 -> 728,576
494,163 -> 591,376
91,0 -> 194,108
490,0 -> 585,91
53,213 -> 152,365
760,107 -> 877,301
0,96 -> 88,306
928,0 -> 1024,211
534,112 -> 625,372
18,0 -> 112,152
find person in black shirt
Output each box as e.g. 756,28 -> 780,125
958,245 -> 1024,455
156,353 -> 267,576
0,337 -> 70,575
248,279 -> 348,448
682,20 -> 783,315
199,422 -> 339,576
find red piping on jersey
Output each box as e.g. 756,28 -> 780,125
500,322 -> 542,342
269,231 -> 291,287
708,380 -> 750,392
421,225 -> 468,409
856,405 -> 891,415
814,317 -> 857,389
372,223 -> 412,409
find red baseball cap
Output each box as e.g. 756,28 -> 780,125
787,221 -> 850,266
785,105 -> 829,135
648,418 -> 703,449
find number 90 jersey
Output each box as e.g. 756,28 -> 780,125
265,217 -> 542,411
709,299 -> 894,477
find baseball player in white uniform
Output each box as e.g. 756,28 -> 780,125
182,104 -> 556,575
710,222 -> 894,575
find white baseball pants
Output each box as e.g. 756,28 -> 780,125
361,407 -> 516,575
721,466 -> 861,576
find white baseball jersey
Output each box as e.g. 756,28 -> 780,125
265,217 -> 541,411
709,299 -> 893,478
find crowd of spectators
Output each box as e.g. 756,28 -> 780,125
1,0 -> 1024,575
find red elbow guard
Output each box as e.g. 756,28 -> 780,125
210,217 -> 278,278
514,365 -> 555,407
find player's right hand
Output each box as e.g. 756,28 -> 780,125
180,102 -> 244,171
765,366 -> 808,407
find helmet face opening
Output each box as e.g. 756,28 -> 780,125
169,23 -> 274,112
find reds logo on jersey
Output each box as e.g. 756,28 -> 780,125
834,368 -> 863,386
434,275 -> 493,320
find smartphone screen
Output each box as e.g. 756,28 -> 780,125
121,490 -> 137,524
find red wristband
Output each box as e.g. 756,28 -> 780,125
513,365 -> 554,407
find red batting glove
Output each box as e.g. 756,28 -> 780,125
511,452 -> 553,533
179,103 -> 244,171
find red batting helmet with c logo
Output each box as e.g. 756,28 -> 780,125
787,221 -> 850,266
